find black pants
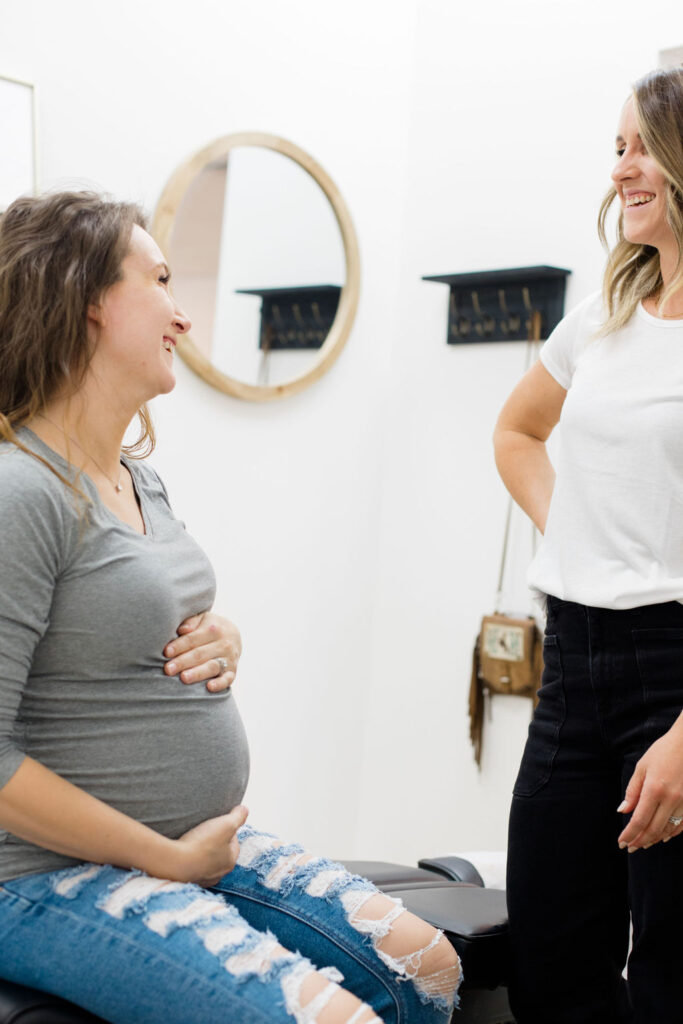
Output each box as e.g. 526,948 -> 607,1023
507,596 -> 683,1024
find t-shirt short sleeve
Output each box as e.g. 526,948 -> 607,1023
539,290 -> 603,390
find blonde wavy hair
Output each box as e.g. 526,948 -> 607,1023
0,190 -> 154,492
597,66 -> 683,334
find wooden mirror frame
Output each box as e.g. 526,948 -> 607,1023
152,132 -> 360,401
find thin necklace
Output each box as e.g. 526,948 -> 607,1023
37,414 -> 124,493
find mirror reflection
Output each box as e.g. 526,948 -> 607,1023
166,146 -> 346,387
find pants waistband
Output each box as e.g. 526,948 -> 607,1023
546,594 -> 683,626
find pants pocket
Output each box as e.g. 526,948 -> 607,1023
632,627 -> 683,745
513,634 -> 566,797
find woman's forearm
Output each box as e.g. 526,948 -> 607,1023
493,426 -> 556,534
0,756 -> 183,878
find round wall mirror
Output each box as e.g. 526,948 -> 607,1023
152,132 -> 360,401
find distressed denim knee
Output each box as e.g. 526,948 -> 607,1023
228,825 -> 462,1019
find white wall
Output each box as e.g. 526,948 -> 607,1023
1,0 -> 679,864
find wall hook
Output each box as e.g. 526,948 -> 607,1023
421,266 -> 571,345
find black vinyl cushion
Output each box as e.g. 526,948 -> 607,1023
390,884 -> 509,991
342,860 -> 509,992
418,856 -> 486,889
341,860 -> 449,887
0,978 -> 104,1023
343,856 -> 486,889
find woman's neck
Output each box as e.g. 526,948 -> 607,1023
31,397 -> 132,480
644,289 -> 683,320
649,248 -> 683,319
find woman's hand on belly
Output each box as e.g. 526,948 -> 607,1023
164,612 -> 242,692
170,804 -> 249,885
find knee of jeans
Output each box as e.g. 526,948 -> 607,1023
235,832 -> 461,1015
340,890 -> 462,1014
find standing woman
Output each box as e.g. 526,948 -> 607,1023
494,67 -> 683,1024
0,191 -> 460,1024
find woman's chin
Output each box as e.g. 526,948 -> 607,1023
622,224 -> 650,246
155,371 -> 177,397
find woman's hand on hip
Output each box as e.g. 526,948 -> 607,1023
164,612 -> 242,692
617,717 -> 683,851
172,804 -> 249,886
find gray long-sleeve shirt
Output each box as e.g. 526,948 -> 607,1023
0,429 -> 249,882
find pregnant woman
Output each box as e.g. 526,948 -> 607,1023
0,191 -> 460,1024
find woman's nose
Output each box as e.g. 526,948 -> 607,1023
173,307 -> 192,335
612,150 -> 636,186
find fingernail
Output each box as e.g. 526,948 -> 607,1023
617,801 -> 628,812
166,661 -> 176,673
643,843 -> 652,849
166,645 -> 175,657
663,837 -> 671,843
618,842 -> 627,850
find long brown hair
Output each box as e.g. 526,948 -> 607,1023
0,190 -> 153,488
597,67 -> 683,334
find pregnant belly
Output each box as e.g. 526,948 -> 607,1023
24,691 -> 250,838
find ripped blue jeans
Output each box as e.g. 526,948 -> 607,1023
0,826 -> 461,1023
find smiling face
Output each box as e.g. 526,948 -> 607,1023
611,98 -> 675,255
89,224 -> 191,406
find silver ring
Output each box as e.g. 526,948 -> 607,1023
668,815 -> 683,827
215,657 -> 228,675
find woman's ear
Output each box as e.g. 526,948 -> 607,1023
87,301 -> 105,327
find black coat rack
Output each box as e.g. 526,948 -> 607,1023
235,284 -> 342,351
422,265 -> 571,343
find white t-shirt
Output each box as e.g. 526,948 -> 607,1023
527,290 -> 683,610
